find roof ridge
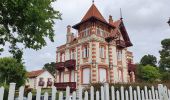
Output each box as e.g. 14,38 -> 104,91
81,4 -> 106,22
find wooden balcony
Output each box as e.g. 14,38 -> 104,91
116,40 -> 126,49
128,63 -> 136,72
65,60 -> 76,69
56,62 -> 64,70
54,82 -> 76,91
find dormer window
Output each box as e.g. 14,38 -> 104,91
96,27 -> 105,37
82,45 -> 89,58
81,28 -> 91,37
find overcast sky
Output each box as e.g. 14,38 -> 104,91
1,0 -> 170,71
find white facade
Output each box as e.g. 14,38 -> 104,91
26,70 -> 54,89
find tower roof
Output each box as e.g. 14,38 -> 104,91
81,4 -> 107,22
73,4 -> 114,29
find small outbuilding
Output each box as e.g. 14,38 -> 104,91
26,69 -> 54,89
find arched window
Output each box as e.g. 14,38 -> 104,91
82,68 -> 90,84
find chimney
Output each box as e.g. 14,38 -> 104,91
67,25 -> 71,33
109,15 -> 113,23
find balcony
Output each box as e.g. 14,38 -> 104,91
56,62 -> 64,70
116,40 -> 126,49
65,60 -> 76,69
128,63 -> 136,72
54,82 -> 76,91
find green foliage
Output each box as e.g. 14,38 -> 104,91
161,71 -> 170,82
159,38 -> 170,70
0,57 -> 27,87
43,62 -> 56,76
135,64 -> 143,82
140,65 -> 160,82
140,54 -> 157,67
0,0 -> 61,61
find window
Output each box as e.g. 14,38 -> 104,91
70,49 -> 75,59
118,70 -> 123,82
100,46 -> 105,58
82,45 -> 89,58
97,28 -> 100,35
60,52 -> 65,62
117,50 -> 122,61
99,68 -> 107,82
60,72 -> 64,82
96,27 -> 105,37
39,78 -> 44,86
83,68 -> 90,84
81,28 -> 90,37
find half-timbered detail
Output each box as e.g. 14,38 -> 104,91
55,3 -> 135,90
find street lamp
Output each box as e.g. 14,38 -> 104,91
167,18 -> 170,26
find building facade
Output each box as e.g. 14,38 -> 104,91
26,70 -> 54,89
55,4 -> 135,90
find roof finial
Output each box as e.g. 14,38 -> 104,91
120,8 -> 123,20
92,0 -> 94,4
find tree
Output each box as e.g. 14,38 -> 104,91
0,57 -> 27,87
0,0 -> 61,62
140,65 -> 160,82
43,62 -> 56,76
159,38 -> 170,71
140,54 -> 157,67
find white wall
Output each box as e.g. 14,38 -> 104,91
34,71 -> 54,89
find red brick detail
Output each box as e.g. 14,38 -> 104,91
92,56 -> 96,58
92,52 -> 96,54
92,70 -> 96,72
92,48 -> 96,50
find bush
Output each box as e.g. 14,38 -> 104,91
140,65 -> 161,82
161,72 -> 170,82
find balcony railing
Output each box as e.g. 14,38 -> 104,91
56,60 -> 76,70
54,82 -> 76,91
116,40 -> 126,49
65,60 -> 76,69
56,62 -> 64,70
128,63 -> 136,72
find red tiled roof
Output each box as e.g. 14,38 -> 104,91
27,70 -> 45,78
81,4 -> 106,22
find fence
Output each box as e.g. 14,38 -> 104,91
0,83 -> 170,100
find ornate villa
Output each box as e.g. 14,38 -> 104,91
55,3 -> 136,90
